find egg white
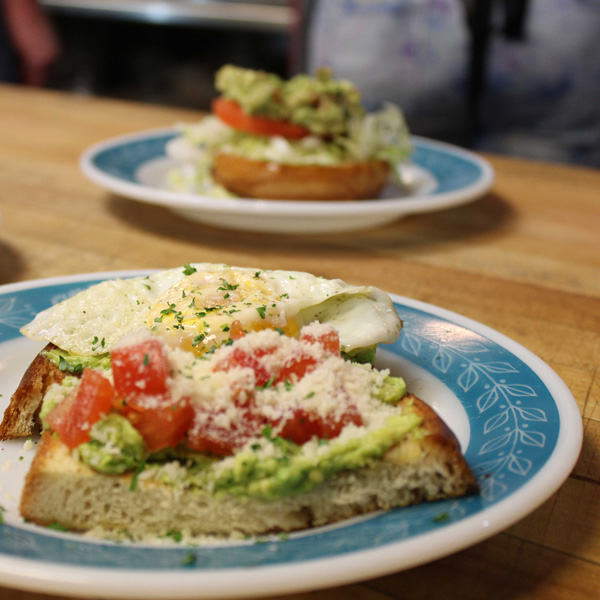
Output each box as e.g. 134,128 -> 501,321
21,264 -> 402,356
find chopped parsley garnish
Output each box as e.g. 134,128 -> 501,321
192,334 -> 206,347
183,264 -> 197,276
129,460 -> 147,491
261,425 -> 273,440
165,529 -> 183,542
218,279 -> 239,292
58,355 -> 83,375
433,512 -> 450,523
256,377 -> 275,390
47,522 -> 69,531
181,552 -> 197,566
256,306 -> 267,319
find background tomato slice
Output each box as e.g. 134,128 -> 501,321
212,97 -> 311,139
46,369 -> 115,449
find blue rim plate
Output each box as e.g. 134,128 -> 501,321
0,273 -> 581,599
79,129 -> 495,233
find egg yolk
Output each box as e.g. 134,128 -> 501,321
146,270 -> 298,355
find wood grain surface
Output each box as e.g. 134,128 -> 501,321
0,84 -> 598,600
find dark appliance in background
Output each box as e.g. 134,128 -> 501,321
40,0 -> 295,109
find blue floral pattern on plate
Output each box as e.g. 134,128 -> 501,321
0,277 -> 562,572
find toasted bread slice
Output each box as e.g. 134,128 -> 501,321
0,345 -> 64,441
213,153 -> 390,201
20,395 -> 477,539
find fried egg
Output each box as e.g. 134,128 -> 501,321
21,264 -> 402,356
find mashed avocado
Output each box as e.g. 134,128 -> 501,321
187,411 -> 422,501
374,376 -> 407,404
78,414 -> 146,475
215,64 -> 364,136
43,348 -> 111,374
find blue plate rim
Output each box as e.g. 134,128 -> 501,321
79,127 -> 495,217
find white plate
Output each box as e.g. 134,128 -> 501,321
0,273 -> 581,599
80,129 -> 495,234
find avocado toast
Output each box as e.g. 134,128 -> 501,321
19,323 -> 477,539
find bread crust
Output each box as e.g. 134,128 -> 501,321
212,153 -> 390,201
0,345 -> 64,440
19,394 -> 477,538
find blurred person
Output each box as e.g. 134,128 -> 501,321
0,0 -> 60,85
294,0 -> 600,167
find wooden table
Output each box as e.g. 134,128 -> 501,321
0,84 -> 598,600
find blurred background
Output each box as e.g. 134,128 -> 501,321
1,0 -> 599,167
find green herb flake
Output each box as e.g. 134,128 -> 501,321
433,512 -> 450,523
257,377 -> 275,390
183,264 -> 197,276
218,279 -> 239,292
58,355 -> 83,375
256,306 -> 267,319
166,529 -> 183,543
181,552 -> 197,566
192,334 -> 206,347
129,460 -> 147,492
261,425 -> 273,440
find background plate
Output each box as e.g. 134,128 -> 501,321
80,130 -> 494,234
0,273 -> 581,599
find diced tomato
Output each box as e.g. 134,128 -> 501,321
112,339 -> 170,400
212,97 -> 311,139
121,397 -> 194,452
46,369 -> 115,449
278,405 -> 363,445
300,328 -> 341,356
111,339 -> 193,451
187,407 -> 266,456
277,352 -> 317,383
228,319 -> 246,340
214,346 -> 273,387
